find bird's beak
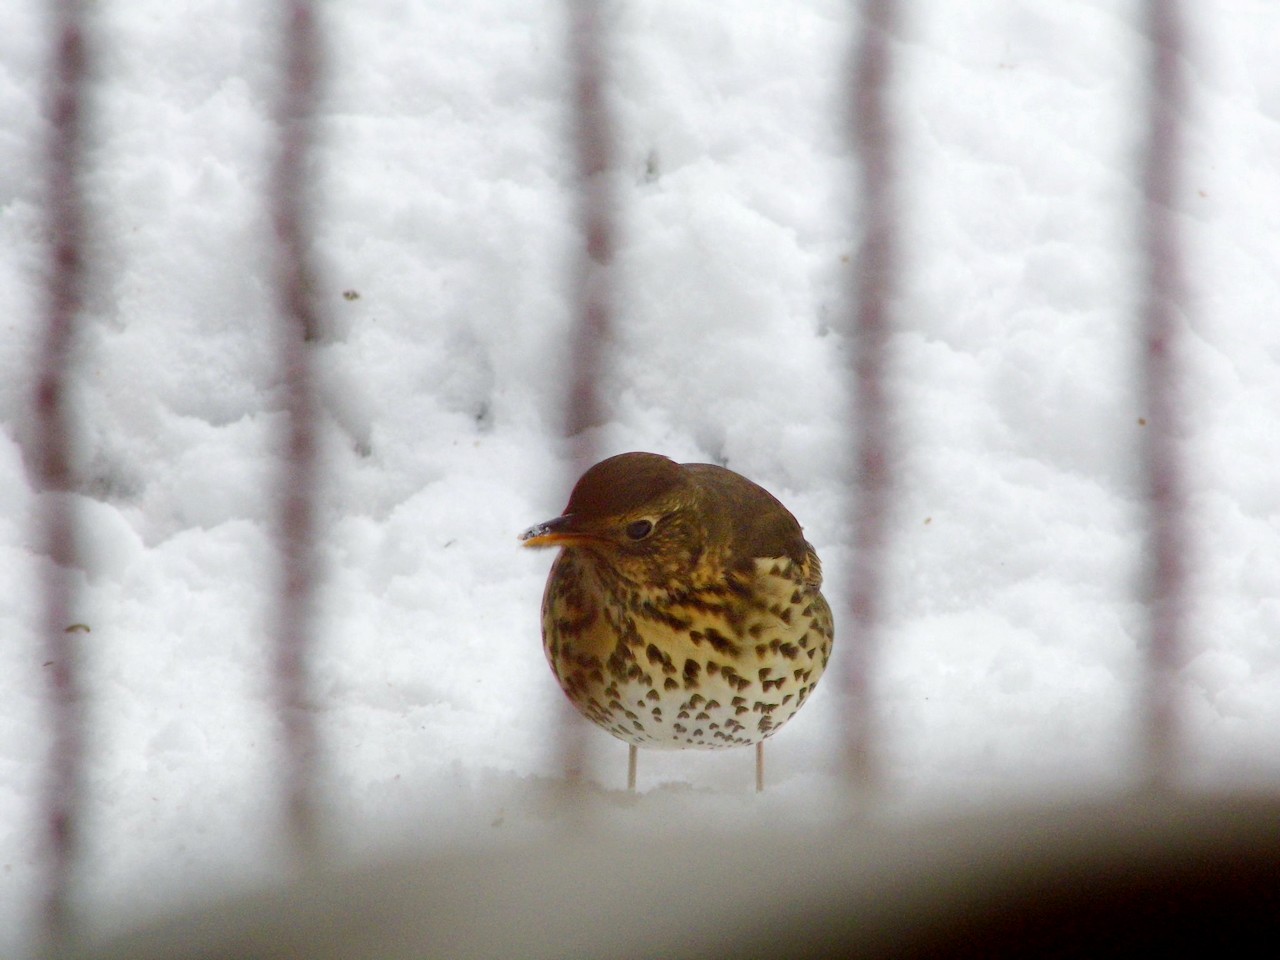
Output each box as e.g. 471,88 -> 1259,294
519,514 -> 596,548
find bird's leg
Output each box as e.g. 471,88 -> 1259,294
756,742 -> 765,793
627,744 -> 638,792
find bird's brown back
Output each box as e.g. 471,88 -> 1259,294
681,463 -> 813,570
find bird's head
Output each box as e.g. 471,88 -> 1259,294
520,452 -> 709,587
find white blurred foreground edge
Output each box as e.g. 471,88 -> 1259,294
72,791 -> 1280,959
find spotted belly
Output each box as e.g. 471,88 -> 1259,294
541,554 -> 833,750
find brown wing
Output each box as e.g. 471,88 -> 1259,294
681,463 -> 811,567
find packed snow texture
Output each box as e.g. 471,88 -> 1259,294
2,0 -> 1279,951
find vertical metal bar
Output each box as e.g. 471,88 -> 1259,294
1138,0 -> 1190,791
270,0 -> 326,864
843,0 -> 900,796
558,0 -> 619,786
565,0 -> 616,448
35,0 -> 91,953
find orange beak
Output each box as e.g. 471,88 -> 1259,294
519,514 -> 599,548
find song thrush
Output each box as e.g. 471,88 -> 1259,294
520,452 -> 833,791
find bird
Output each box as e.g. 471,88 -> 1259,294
520,451 -> 833,792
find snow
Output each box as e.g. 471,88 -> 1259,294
2,0 -> 1279,953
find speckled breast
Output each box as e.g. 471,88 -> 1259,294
541,551 -> 833,750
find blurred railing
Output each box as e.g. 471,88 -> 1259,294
35,2 -> 92,953
32,0 -> 1202,956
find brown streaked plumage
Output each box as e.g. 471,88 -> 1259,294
520,451 -> 833,791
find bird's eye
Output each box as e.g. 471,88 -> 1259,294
624,519 -> 654,541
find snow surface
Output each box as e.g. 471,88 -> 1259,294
2,0 -> 1279,952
